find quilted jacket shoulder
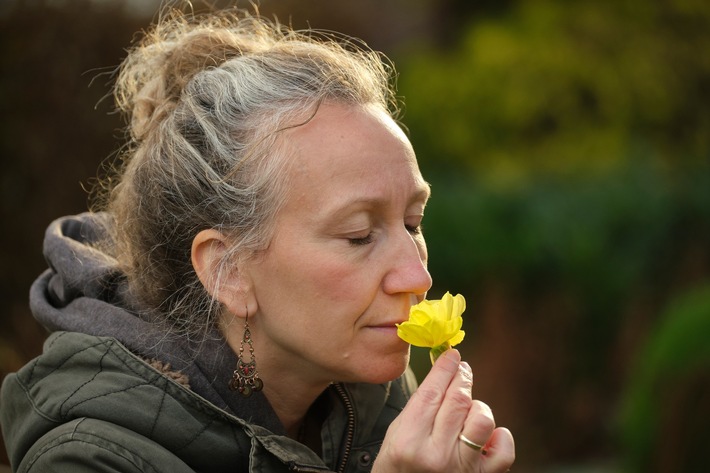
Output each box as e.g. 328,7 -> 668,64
1,332 -> 328,472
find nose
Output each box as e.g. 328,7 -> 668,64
382,228 -> 433,297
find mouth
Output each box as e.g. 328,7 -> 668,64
367,320 -> 407,331
365,303 -> 411,330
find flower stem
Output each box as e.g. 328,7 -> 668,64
429,341 -> 452,365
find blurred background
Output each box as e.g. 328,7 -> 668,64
1,0 -> 709,471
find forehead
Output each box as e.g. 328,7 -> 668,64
279,103 -> 428,210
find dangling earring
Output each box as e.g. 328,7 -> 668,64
229,313 -> 264,397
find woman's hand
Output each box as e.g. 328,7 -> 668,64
373,350 -> 515,473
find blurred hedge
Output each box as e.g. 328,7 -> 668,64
619,284 -> 710,472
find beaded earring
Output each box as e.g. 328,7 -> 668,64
228,313 -> 264,397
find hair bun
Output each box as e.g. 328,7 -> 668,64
115,10 -> 265,141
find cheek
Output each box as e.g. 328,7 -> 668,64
307,258 -> 369,304
292,248 -> 382,313
259,235 -> 379,311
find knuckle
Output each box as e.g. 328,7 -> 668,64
447,389 -> 473,411
474,411 -> 496,432
385,442 -> 441,473
413,386 -> 442,407
413,455 -> 442,473
387,444 -> 421,468
472,399 -> 492,413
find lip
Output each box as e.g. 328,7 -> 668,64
367,320 -> 407,329
366,325 -> 400,338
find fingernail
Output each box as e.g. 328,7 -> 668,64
440,349 -> 461,366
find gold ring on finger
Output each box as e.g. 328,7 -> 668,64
459,434 -> 486,454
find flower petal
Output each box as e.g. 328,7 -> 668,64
451,293 -> 466,318
398,292 -> 468,349
448,329 -> 465,347
397,322 -> 435,347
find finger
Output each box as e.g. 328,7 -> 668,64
399,349 -> 461,430
463,399 -> 495,447
480,427 -> 515,472
431,360 -> 474,444
380,350 -> 462,460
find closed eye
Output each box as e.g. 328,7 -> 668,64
348,233 -> 375,246
406,224 -> 422,235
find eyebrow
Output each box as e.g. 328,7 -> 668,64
324,181 -> 432,219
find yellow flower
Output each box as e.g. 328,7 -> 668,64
397,292 -> 466,363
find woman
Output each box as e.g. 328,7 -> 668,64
0,7 -> 514,473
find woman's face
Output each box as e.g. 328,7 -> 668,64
245,103 -> 432,386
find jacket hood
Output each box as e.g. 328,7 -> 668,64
29,212 -> 286,433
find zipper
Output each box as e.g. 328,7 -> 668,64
332,383 -> 356,473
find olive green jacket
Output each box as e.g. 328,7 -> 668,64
1,331 -> 416,472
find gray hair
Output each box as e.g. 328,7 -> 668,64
101,8 -> 400,341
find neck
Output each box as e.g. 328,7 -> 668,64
261,379 -> 324,438
222,320 -> 331,438
258,346 -> 333,437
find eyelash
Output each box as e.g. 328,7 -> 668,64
348,233 -> 374,246
347,225 -> 421,247
407,224 -> 422,235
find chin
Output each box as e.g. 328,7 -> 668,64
356,349 -> 411,384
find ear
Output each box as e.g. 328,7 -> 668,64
191,229 -> 254,318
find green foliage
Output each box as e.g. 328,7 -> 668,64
425,162 -> 708,297
398,0 -> 710,186
618,284 -> 710,472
